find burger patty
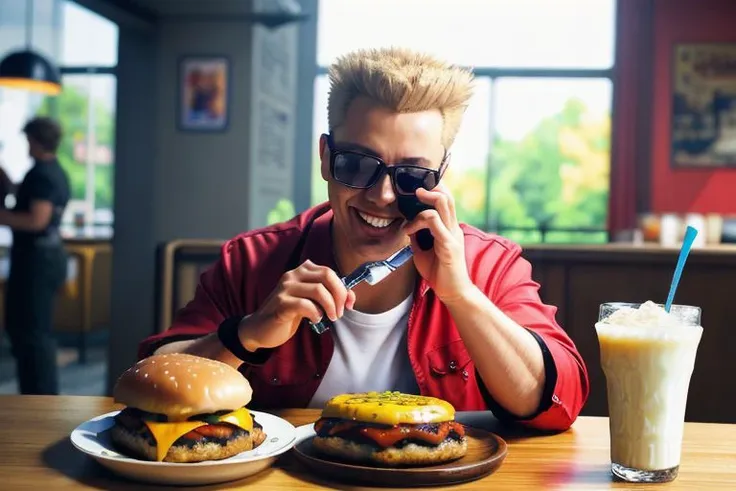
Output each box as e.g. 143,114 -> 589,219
114,407 -> 263,448
313,417 -> 465,449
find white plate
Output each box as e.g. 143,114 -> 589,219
295,422 -> 317,443
70,410 -> 296,486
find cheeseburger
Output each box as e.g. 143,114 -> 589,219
313,391 -> 467,466
111,353 -> 266,463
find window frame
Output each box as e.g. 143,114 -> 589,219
46,1 -> 119,231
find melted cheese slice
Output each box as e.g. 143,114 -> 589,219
218,407 -> 254,433
143,407 -> 254,462
321,391 -> 455,425
144,420 -> 207,462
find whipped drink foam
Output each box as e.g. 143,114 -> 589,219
596,301 -> 702,480
600,300 -> 686,328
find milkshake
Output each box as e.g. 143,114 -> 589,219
595,301 -> 702,483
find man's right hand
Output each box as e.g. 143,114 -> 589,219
238,260 -> 355,352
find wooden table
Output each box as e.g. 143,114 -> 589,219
1,395 -> 734,490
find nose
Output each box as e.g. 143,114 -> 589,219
364,171 -> 396,206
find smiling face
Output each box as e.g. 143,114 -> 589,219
320,96 -> 446,268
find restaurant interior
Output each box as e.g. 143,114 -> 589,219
1,0 -> 736,486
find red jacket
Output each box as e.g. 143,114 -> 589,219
139,204 -> 589,431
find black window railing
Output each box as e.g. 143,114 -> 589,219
471,224 -> 609,244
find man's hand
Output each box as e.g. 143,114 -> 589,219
400,185 -> 474,305
239,260 -> 356,351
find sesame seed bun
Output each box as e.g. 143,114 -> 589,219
113,353 -> 252,420
321,392 -> 455,425
313,392 -> 468,467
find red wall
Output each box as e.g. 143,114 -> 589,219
650,0 -> 736,214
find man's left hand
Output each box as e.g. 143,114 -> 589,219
401,185 -> 475,304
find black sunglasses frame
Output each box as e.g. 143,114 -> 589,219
325,133 -> 449,196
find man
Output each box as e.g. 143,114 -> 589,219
0,117 -> 70,395
139,48 -> 589,431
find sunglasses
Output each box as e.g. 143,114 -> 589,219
325,133 -> 449,196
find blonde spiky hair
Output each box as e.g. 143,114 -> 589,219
327,47 -> 475,148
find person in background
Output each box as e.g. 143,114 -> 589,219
0,117 -> 70,395
0,142 -> 11,208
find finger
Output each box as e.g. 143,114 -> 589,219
435,183 -> 457,223
294,266 -> 348,317
286,282 -> 339,321
284,297 -> 323,324
314,266 -> 349,317
346,290 -> 357,310
416,187 -> 457,229
403,210 -> 456,249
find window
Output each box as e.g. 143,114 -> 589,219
38,74 -> 117,221
312,0 -> 615,243
41,0 -> 118,236
490,78 -> 612,244
61,0 -> 118,66
0,0 -> 63,245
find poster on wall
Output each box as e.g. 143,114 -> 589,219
178,56 -> 229,132
672,44 -> 736,167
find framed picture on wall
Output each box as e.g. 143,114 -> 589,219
178,55 -> 230,132
672,43 -> 736,168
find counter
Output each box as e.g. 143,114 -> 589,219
522,243 -> 736,423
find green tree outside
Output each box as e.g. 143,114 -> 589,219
311,97 -> 610,244
37,82 -> 115,210
488,98 -> 609,243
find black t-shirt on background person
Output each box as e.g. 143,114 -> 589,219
12,158 -> 70,248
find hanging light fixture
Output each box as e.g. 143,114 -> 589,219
0,0 -> 61,95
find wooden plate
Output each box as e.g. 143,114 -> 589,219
291,424 -> 508,487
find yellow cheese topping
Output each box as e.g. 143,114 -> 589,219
143,407 -> 254,462
218,407 -> 254,433
144,420 -> 207,462
321,391 -> 455,426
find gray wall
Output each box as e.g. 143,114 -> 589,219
108,16 -> 256,390
106,2 -> 318,391
108,23 -> 158,391
153,20 -> 254,241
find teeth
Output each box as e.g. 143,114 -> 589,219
358,211 -> 394,228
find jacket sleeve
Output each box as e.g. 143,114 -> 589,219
137,239 -> 272,364
481,245 -> 590,431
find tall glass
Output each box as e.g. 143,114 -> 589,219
595,302 -> 703,483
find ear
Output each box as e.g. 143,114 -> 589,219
319,133 -> 330,182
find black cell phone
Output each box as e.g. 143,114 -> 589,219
397,195 -> 434,251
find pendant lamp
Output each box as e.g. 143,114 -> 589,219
0,0 -> 61,95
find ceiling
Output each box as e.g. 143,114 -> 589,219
126,0 -> 255,16
95,0 -> 307,25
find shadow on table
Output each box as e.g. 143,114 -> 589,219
41,437 -> 282,490
277,453 -> 369,491
456,411 -> 562,441
538,463 -> 614,487
43,437 -> 135,490
275,411 -> 562,490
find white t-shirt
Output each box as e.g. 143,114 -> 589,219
308,294 -> 419,408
